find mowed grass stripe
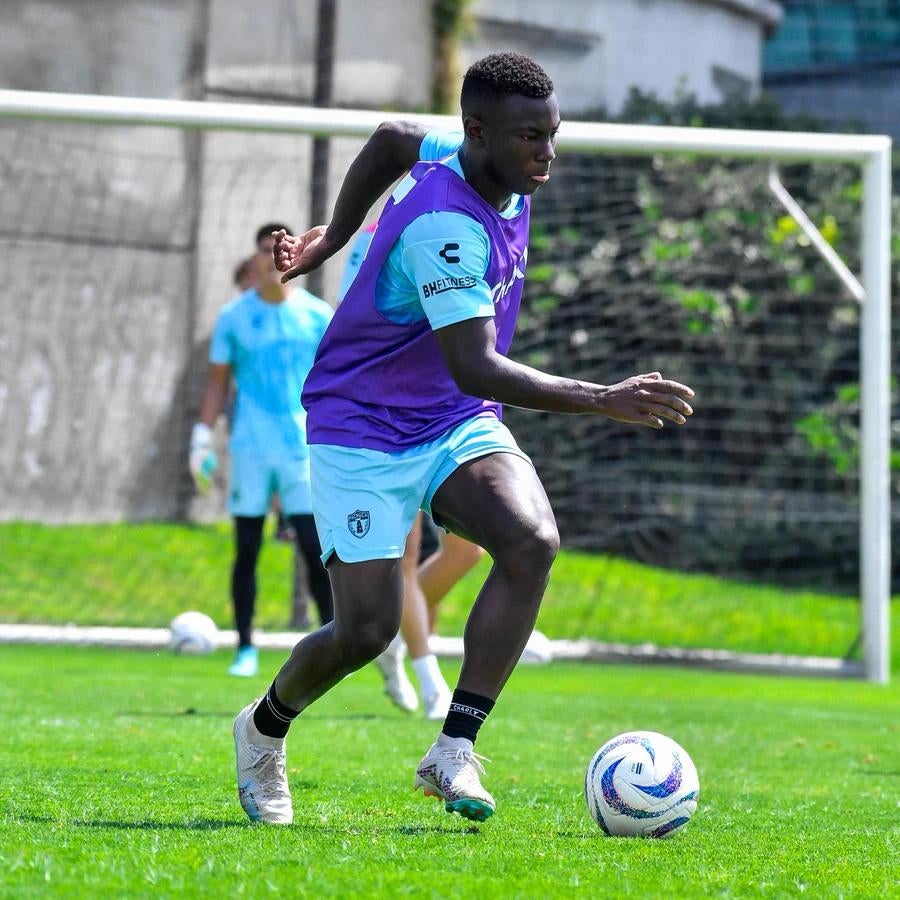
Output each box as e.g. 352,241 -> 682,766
0,645 -> 897,897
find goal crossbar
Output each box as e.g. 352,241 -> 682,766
0,89 -> 890,683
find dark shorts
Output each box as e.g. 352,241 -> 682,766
419,513 -> 441,564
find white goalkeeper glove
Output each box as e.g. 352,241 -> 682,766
189,423 -> 218,494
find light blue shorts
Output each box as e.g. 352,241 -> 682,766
309,415 -> 532,565
228,452 -> 312,517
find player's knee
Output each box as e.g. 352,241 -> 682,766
337,619 -> 395,667
495,517 -> 559,581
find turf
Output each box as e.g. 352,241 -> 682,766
1,522 -> 897,667
0,645 -> 897,897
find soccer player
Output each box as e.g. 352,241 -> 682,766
233,256 -> 258,292
191,223 -> 334,678
233,53 -> 694,824
234,253 -> 315,629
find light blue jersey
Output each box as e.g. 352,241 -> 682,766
336,224 -> 377,303
338,128 -> 495,306
419,128 -> 465,164
210,287 -> 332,458
373,150 -> 524,328
338,128 -> 524,327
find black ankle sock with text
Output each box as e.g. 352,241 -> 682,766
252,683 -> 299,739
441,689 -> 495,744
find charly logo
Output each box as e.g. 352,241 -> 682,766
438,242 -> 461,264
348,509 -> 370,538
490,246 -> 528,304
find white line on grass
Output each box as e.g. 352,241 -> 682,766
0,622 -> 864,677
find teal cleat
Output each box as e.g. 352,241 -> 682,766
414,734 -> 496,822
228,646 -> 259,677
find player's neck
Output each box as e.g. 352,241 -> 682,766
458,146 -> 514,213
257,283 -> 290,303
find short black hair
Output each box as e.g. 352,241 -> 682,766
255,222 -> 292,246
461,52 -> 554,115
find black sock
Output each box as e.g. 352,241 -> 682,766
252,683 -> 299,739
441,689 -> 495,744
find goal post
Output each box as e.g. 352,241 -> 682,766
0,88 -> 890,683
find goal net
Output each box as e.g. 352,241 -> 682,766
0,91 -> 891,681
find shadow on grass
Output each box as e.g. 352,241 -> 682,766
15,814 -> 483,836
15,814 -> 242,831
117,709 -> 237,719
285,821 -> 482,836
393,824 -> 482,836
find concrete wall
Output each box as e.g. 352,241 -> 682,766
0,1 -> 206,521
0,0 -> 430,522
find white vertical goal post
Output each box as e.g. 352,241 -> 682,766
0,88 -> 890,683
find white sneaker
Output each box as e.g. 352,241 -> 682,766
233,700 -> 293,825
423,686 -> 452,721
375,639 -> 418,713
414,734 -> 495,822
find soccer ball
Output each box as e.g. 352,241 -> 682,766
584,731 -> 699,838
168,611 -> 218,655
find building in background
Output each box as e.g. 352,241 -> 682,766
464,0 -> 782,114
764,0 -> 900,136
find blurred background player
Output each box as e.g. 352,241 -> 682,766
234,255 -> 314,630
190,222 -> 334,677
233,256 -> 257,292
419,517 -> 484,634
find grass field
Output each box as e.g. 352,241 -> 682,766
0,645 -> 897,897
2,522 -> 898,667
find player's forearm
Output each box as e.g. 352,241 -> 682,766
198,379 -> 228,427
324,121 -> 429,247
454,353 -> 610,415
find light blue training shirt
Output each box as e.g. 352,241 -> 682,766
338,129 -> 523,320
337,127 -> 524,329
210,287 -> 333,457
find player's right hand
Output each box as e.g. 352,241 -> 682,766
273,226 -> 339,282
600,372 -> 694,429
189,422 -> 218,493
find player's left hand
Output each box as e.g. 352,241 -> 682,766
274,226 -> 340,282
599,372 -> 695,429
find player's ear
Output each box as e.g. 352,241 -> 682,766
463,115 -> 486,146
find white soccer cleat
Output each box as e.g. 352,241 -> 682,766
375,638 -> 419,713
423,686 -> 452,721
414,734 -> 495,822
233,700 -> 293,825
